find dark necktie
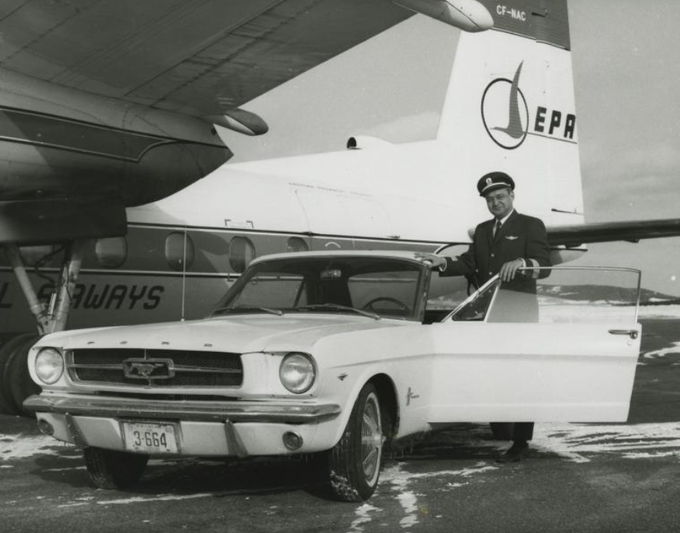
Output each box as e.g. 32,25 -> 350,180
494,219 -> 502,237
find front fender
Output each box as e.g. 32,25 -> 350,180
319,363 -> 400,449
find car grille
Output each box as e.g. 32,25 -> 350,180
67,349 -> 243,388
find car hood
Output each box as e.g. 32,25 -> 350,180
48,314 -> 406,354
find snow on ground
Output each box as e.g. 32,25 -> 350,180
3,420 -> 680,531
368,422 -> 680,529
643,341 -> 680,360
96,493 -> 213,505
0,433 -> 74,460
378,462 -> 498,530
348,502 -> 382,533
532,422 -> 680,463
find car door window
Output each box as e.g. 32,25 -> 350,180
448,267 -> 641,324
531,267 -> 641,324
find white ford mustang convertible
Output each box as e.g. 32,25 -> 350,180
25,251 -> 642,501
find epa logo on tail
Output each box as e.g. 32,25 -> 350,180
481,62 -> 576,150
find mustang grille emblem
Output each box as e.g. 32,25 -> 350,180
123,358 -> 174,380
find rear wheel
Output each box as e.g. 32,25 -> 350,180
328,383 -> 386,501
83,447 -> 148,489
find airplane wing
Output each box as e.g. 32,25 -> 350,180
0,0 -> 411,124
0,0 -> 414,244
548,219 -> 680,247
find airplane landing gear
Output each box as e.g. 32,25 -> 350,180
0,240 -> 87,416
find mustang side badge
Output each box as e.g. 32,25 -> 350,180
406,387 -> 420,406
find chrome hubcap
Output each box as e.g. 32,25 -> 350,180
360,392 -> 382,485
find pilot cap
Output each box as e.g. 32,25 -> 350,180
477,172 -> 515,197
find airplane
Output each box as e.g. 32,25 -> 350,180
1,0 -> 680,417
0,0 -> 430,414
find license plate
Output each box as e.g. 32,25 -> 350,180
121,421 -> 179,454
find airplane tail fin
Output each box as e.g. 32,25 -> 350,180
436,0 -> 583,227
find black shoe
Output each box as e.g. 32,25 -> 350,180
496,441 -> 529,463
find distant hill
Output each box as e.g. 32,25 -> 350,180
537,285 -> 680,306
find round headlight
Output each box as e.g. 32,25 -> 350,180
279,352 -> 315,394
35,348 -> 64,384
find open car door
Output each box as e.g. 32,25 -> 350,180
426,267 -> 641,423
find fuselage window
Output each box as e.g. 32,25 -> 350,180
287,237 -> 309,253
165,232 -> 195,272
95,237 -> 127,269
229,236 -> 255,273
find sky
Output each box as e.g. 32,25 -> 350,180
219,0 -> 680,296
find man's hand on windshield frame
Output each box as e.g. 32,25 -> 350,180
414,252 -> 447,270
499,259 -> 524,282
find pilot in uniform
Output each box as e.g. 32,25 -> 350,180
431,171 -> 551,462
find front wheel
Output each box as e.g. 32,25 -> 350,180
83,447 -> 148,489
328,383 -> 386,501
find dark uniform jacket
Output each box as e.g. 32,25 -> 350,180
440,210 -> 551,287
440,209 -> 550,443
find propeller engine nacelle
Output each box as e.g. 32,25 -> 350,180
0,68 -> 235,243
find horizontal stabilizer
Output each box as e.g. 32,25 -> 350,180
548,219 -> 680,247
0,198 -> 127,245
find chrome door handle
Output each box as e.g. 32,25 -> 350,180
609,329 -> 638,339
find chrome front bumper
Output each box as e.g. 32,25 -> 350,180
24,394 -> 341,424
25,394 -> 344,457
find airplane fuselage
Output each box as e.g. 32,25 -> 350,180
0,137 -> 586,337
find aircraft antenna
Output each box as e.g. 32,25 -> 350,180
181,227 -> 187,322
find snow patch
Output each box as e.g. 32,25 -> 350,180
58,502 -> 90,508
643,341 -> 680,359
0,434 -> 72,460
42,466 -> 86,472
98,493 -> 212,505
621,451 -> 680,459
381,462 -> 496,529
397,491 -> 419,528
348,502 -> 381,533
533,422 -> 680,462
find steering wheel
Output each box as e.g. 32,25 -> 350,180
362,297 -> 410,314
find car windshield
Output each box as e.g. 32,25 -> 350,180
212,256 -> 424,321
